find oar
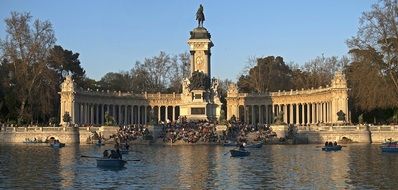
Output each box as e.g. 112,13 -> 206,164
223,150 -> 232,155
81,155 -> 140,162
129,150 -> 143,154
125,159 -> 141,161
81,155 -> 101,158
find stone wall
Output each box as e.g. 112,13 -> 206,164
0,127 -> 80,143
296,130 -> 371,144
296,125 -> 398,144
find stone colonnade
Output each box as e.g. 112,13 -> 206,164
59,78 -> 183,126
72,103 -> 181,125
226,72 -> 349,125
234,101 -> 335,125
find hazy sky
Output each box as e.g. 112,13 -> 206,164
0,0 -> 377,81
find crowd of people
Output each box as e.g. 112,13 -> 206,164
88,119 -> 280,145
159,121 -> 219,143
111,124 -> 151,143
155,120 -> 278,144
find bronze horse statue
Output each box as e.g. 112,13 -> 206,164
196,4 -> 205,27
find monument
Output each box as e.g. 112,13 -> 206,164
180,5 -> 221,121
58,5 -> 348,126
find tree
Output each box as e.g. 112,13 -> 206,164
347,0 -> 398,106
98,71 -> 132,92
141,51 -> 176,92
47,45 -> 85,84
0,12 -> 56,122
347,48 -> 395,110
237,56 -> 293,92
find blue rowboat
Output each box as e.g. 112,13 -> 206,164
381,141 -> 398,153
381,146 -> 398,153
96,159 -> 126,168
230,149 -> 250,157
322,145 -> 342,151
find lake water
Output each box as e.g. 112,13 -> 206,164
0,143 -> 397,189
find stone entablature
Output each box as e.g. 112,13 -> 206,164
226,72 -> 349,125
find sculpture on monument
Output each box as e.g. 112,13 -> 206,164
274,111 -> 284,124
196,4 -> 205,27
337,110 -> 346,121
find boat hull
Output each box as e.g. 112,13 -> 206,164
230,149 -> 250,157
381,147 -> 398,153
322,145 -> 342,151
50,143 -> 65,148
96,159 -> 126,168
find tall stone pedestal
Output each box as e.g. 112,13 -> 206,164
98,126 -> 119,139
271,125 -> 289,138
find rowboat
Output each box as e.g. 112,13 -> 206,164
381,146 -> 398,153
381,141 -> 398,153
322,145 -> 342,151
96,158 -> 127,168
50,142 -> 65,148
230,149 -> 250,157
245,140 -> 264,148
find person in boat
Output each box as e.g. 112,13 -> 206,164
124,142 -> 129,150
239,143 -> 246,151
109,150 -> 121,159
114,142 -> 120,150
325,141 -> 328,147
116,148 -> 122,159
328,142 -> 333,147
334,141 -> 338,146
103,150 -> 109,158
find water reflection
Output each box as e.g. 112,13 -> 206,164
0,144 -> 398,189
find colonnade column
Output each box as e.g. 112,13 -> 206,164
301,104 -> 305,125
264,105 -> 268,124
306,103 -> 310,125
289,104 -> 293,124
138,105 -> 141,124
259,106 -> 263,124
158,106 -> 161,123
312,103 -> 316,124
295,104 -> 299,125
283,104 -> 287,124
251,105 -> 255,125
172,106 -> 175,122
144,106 -> 147,124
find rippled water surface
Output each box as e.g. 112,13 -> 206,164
0,143 -> 397,189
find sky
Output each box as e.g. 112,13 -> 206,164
0,0 -> 378,82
